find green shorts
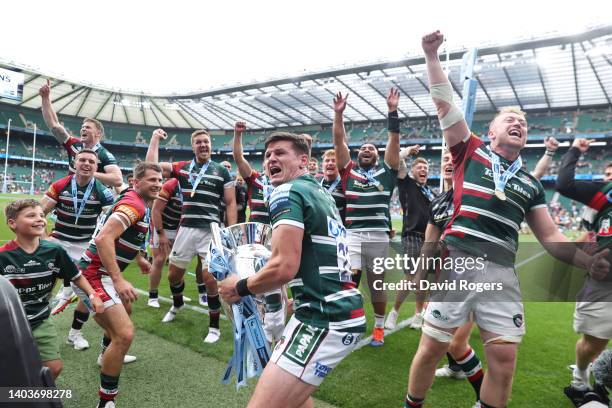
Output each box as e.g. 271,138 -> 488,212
32,318 -> 60,362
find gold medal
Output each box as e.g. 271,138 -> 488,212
495,190 -> 506,201
191,191 -> 195,197
377,184 -> 384,191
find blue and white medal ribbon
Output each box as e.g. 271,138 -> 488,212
188,159 -> 210,197
420,184 -> 435,201
490,151 -> 522,201
71,176 -> 95,225
358,167 -> 383,191
320,175 -> 341,194
260,175 -> 274,204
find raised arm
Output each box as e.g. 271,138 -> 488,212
384,88 -> 401,170
531,137 -> 559,180
422,31 -> 470,148
397,145 -> 421,179
39,79 -> 70,144
232,121 -> 253,179
555,138 -> 603,205
145,129 -> 173,178
332,92 -> 351,169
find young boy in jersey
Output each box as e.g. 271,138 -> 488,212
0,199 -> 103,379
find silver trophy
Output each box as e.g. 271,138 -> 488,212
208,222 -> 273,325
208,222 -> 279,387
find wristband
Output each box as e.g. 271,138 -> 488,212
545,149 -> 555,157
388,110 -> 401,133
236,278 -> 253,297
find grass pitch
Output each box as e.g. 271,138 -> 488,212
0,194 -> 585,407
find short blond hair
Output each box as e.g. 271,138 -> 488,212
322,149 -> 335,159
490,107 -> 527,130
191,129 -> 210,143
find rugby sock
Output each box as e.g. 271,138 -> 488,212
457,347 -> 484,399
208,294 -> 221,329
71,310 -> 90,330
197,283 -> 207,295
61,284 -> 73,297
405,394 -> 424,407
149,289 -> 158,299
99,372 -> 119,403
101,336 -> 111,354
352,270 -> 362,287
374,313 -> 385,329
572,365 -> 590,388
446,352 -> 462,372
170,281 -> 185,308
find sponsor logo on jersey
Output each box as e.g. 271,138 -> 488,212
314,361 -> 332,378
24,260 -> 40,267
431,309 -> 448,322
4,265 -> 17,274
341,333 -> 355,346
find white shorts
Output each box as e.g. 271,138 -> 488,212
46,236 -> 88,262
72,274 -> 121,314
149,228 -> 177,249
423,246 -> 525,340
168,226 -> 212,269
574,302 -> 612,340
270,315 -> 361,386
346,230 -> 389,271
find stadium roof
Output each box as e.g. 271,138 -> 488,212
2,25 -> 612,131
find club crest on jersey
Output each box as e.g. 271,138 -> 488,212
47,262 -> 59,273
513,314 -> 524,328
3,265 -> 17,274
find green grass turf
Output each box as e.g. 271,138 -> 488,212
0,195 -> 588,407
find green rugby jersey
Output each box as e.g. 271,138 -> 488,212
0,239 -> 79,329
45,175 -> 115,242
245,170 -> 271,224
269,173 -> 366,333
63,137 -> 117,176
444,135 -> 546,266
171,159 -> 233,228
340,161 -> 397,232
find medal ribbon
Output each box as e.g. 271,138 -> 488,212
71,176 -> 95,224
320,175 -> 341,194
188,159 -> 211,197
490,150 -> 522,195
357,167 -> 381,189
